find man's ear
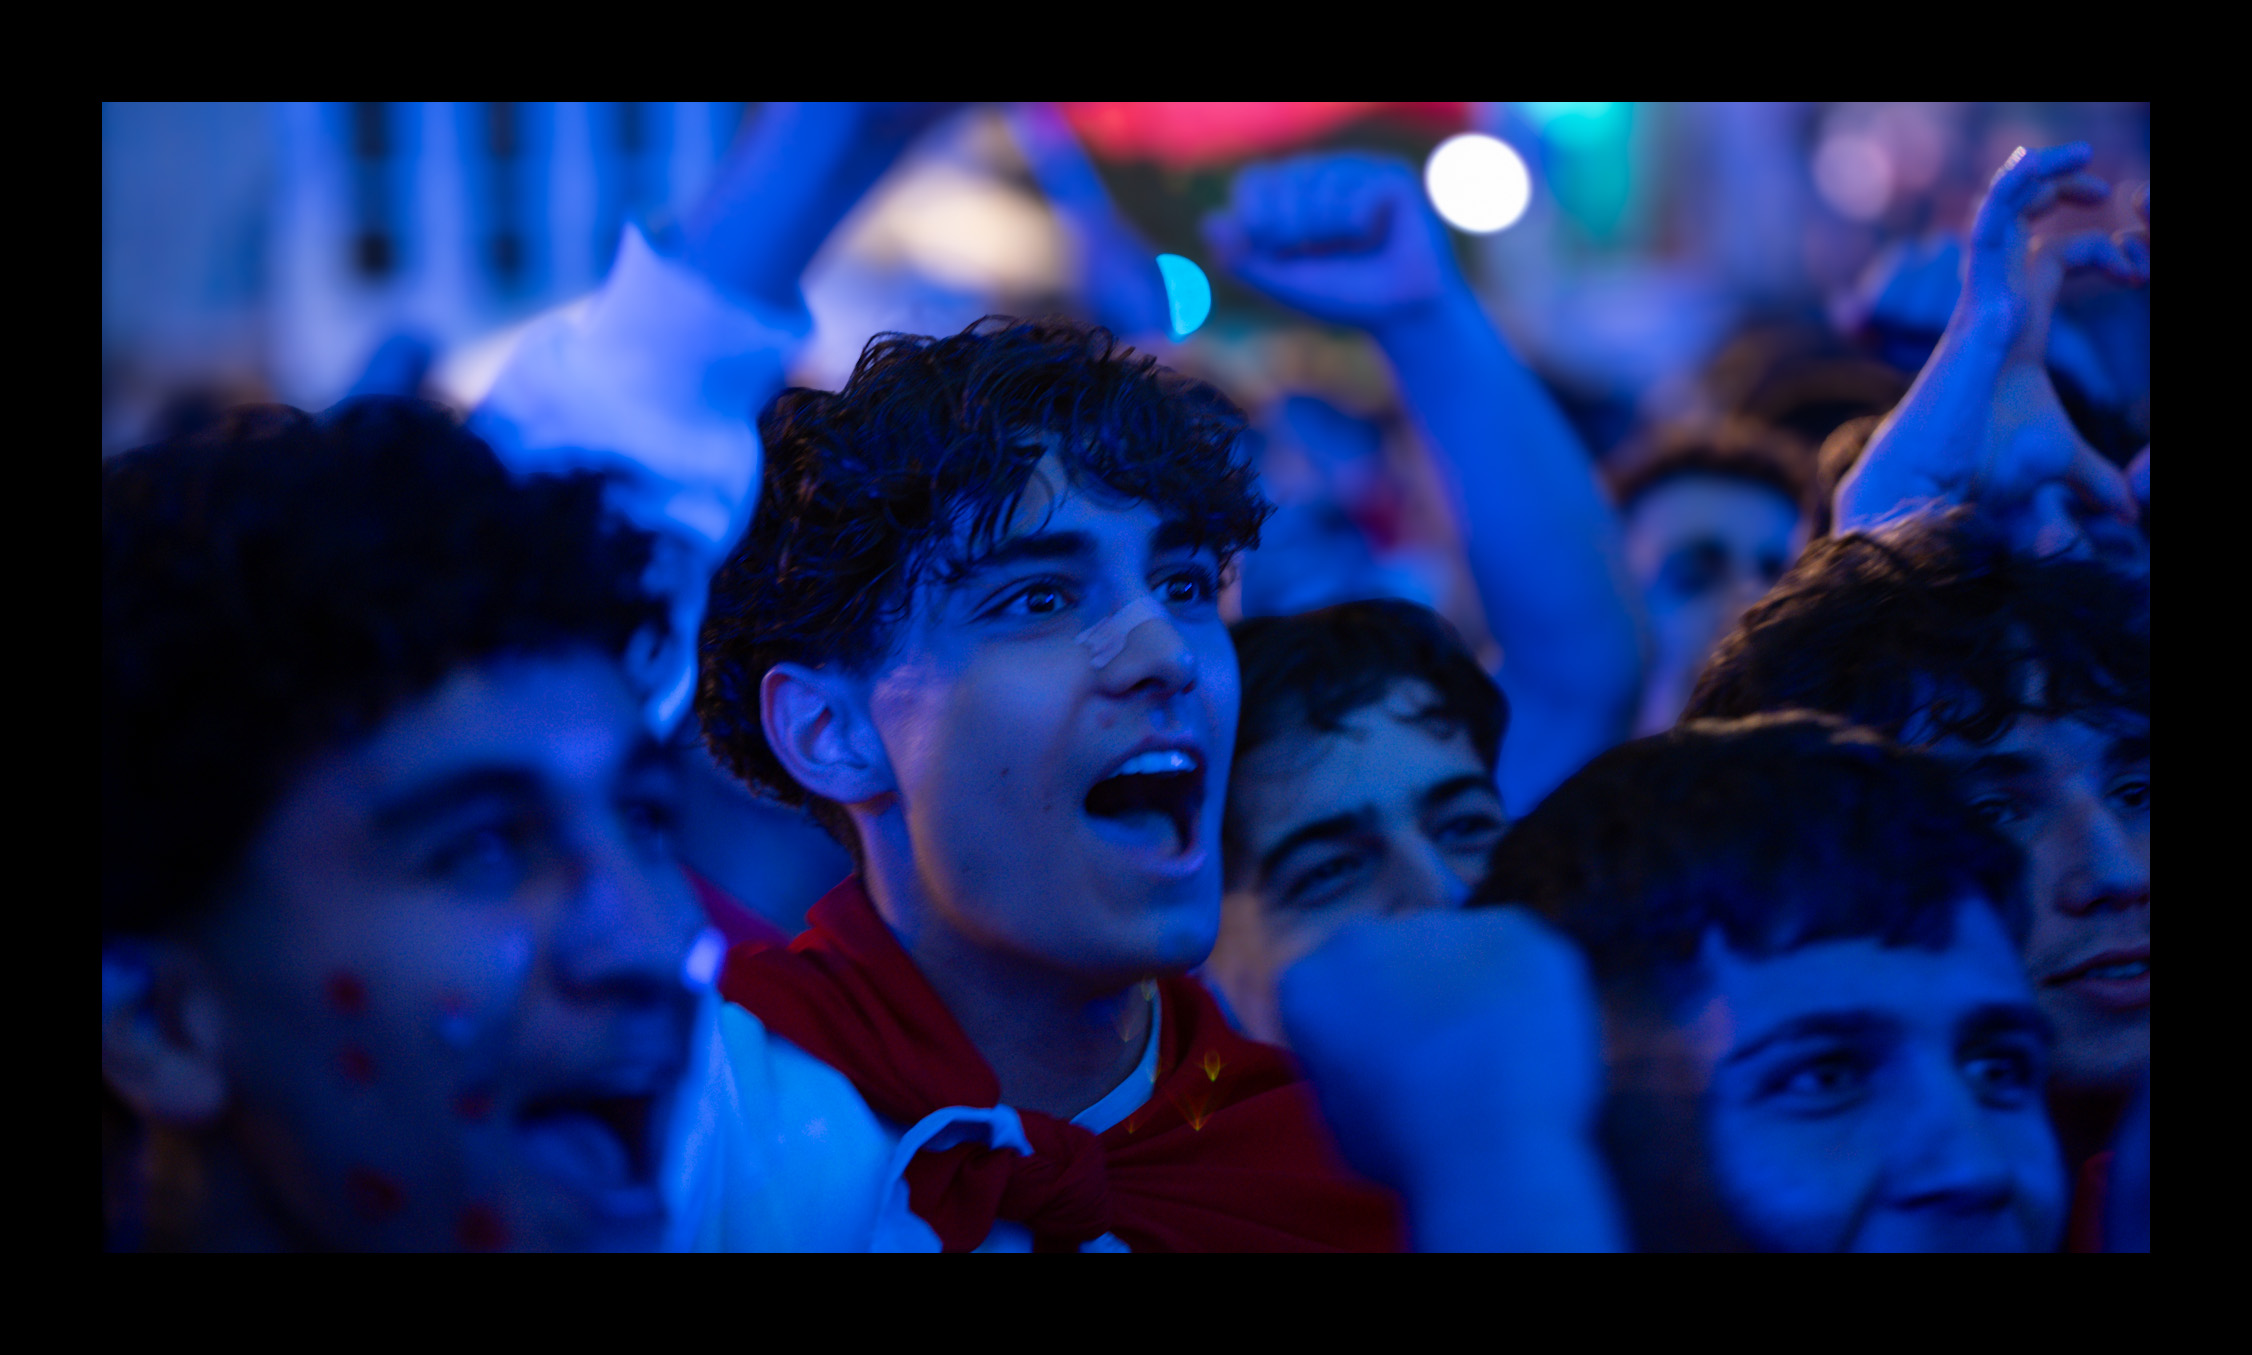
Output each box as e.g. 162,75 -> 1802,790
760,661 -> 894,807
102,940 -> 227,1127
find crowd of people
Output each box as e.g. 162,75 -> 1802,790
102,104 -> 2149,1251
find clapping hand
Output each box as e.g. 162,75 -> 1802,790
1839,143 -> 2147,547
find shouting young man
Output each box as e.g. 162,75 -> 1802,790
698,318 -> 1403,1251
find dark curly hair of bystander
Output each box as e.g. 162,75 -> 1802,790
1683,508 -> 2148,747
102,397 -> 663,935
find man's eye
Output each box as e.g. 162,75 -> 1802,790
1283,852 -> 1369,906
2111,777 -> 2150,812
430,823 -> 530,889
1432,805 -> 1504,837
1962,1044 -> 2043,1103
1434,813 -> 1505,849
1158,567 -> 1219,608
623,796 -> 681,851
1768,1053 -> 1869,1108
1660,542 -> 1729,598
989,579 -> 1081,619
1969,793 -> 2025,828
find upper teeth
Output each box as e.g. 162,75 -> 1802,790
1117,750 -> 1196,777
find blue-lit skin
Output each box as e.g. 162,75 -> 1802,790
1695,902 -> 2067,1252
1210,681 -> 1504,1045
1931,712 -> 2149,1102
1156,253 -> 1212,339
1833,142 -> 2145,550
110,651 -> 701,1251
1623,474 -> 1802,735
760,454 -> 1237,1120
1205,151 -> 1642,816
1277,906 -> 1623,1251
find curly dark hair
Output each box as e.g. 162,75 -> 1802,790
698,317 -> 1271,855
1474,712 -> 2028,1004
1683,510 -> 2149,747
102,397 -> 663,935
1225,599 -> 1506,880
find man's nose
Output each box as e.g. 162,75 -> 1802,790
1096,596 -> 1198,698
551,834 -> 703,1002
1883,1067 -> 2025,1221
2053,791 -> 2150,917
1382,837 -> 1468,917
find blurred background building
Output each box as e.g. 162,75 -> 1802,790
103,101 -> 2149,460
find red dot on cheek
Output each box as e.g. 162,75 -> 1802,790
457,1203 -> 509,1252
338,1045 -> 376,1085
325,970 -> 369,1016
345,1167 -> 407,1222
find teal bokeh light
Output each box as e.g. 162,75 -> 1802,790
1156,253 -> 1212,340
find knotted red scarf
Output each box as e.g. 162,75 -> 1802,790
719,877 -> 1404,1252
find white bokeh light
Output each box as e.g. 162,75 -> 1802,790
1813,131 -> 1895,222
1424,133 -> 1533,234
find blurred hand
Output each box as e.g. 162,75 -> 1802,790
1278,906 -> 1605,1196
1954,144 -> 2145,515
1007,103 -> 1171,338
681,103 -> 970,312
1203,153 -> 1464,330
1840,144 -> 2147,542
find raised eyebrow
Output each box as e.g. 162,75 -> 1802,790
1418,773 -> 1503,818
959,529 -> 1096,582
1721,1010 -> 1898,1068
1258,810 -> 1373,885
370,766 -> 543,835
1955,1002 -> 2055,1049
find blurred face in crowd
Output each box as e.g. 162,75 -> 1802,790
1237,398 -> 1434,619
1211,681 -> 1507,1044
1625,473 -> 1802,734
1688,901 -> 2067,1252
839,456 -> 1238,991
109,650 -> 702,1251
1929,707 -> 2150,1099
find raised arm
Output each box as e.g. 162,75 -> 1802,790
1004,102 -> 1173,342
474,103 -> 957,732
1206,153 -> 1643,813
1834,143 -> 2146,553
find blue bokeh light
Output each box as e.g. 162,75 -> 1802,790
1155,253 -> 1212,340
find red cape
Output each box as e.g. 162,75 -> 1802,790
719,877 -> 1405,1252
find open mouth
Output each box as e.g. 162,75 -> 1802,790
1083,748 -> 1206,857
514,1088 -> 663,1211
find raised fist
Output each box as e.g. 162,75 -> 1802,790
1204,152 -> 1465,330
